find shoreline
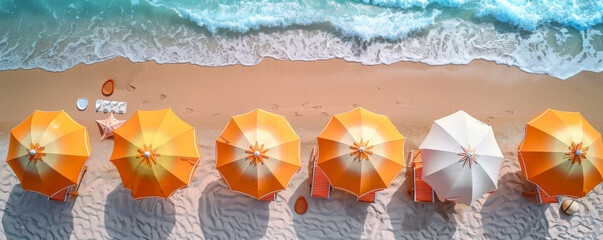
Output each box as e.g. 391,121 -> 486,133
0,58 -> 602,239
5,55 -> 602,81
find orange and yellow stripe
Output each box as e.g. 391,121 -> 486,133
216,109 -> 301,199
317,108 -> 405,197
110,109 -> 200,199
519,109 -> 603,198
7,110 -> 90,197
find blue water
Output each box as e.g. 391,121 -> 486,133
0,0 -> 602,79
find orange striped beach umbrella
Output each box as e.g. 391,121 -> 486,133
317,107 -> 405,197
216,109 -> 301,199
7,110 -> 90,197
110,109 -> 200,199
518,109 -> 603,198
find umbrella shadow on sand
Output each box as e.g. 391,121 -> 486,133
2,184 -> 75,239
480,171 -> 550,239
104,185 -> 176,239
198,180 -> 270,240
290,177 -> 370,240
386,171 -> 458,239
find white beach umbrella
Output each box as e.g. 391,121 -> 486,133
419,111 -> 503,205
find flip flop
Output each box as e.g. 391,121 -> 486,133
102,79 -> 115,96
294,196 -> 308,215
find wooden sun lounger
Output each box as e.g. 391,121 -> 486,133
259,192 -> 278,201
408,150 -> 435,202
523,184 -> 560,204
310,146 -> 331,199
49,166 -> 88,202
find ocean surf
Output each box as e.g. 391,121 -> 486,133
0,0 -> 601,79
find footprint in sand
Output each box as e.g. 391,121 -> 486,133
352,104 -> 359,108
320,112 -> 329,118
302,102 -> 321,109
269,104 -> 280,111
504,150 -> 516,157
395,100 -> 412,106
142,98 -> 151,104
186,108 -> 194,113
212,113 -> 223,117
127,85 -> 136,92
505,110 -> 514,114
160,94 -> 167,101
293,112 -> 302,117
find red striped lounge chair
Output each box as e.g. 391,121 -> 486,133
310,146 -> 331,198
49,166 -> 88,202
522,184 -> 560,204
357,189 -> 381,203
408,150 -> 435,202
259,192 -> 278,201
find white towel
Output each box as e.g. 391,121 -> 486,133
95,100 -> 127,114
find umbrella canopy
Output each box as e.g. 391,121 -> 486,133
216,109 -> 301,199
419,110 -> 503,205
7,110 -> 90,197
317,107 -> 405,197
110,109 -> 200,199
518,109 -> 603,198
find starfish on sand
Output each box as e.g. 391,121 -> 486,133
96,113 -> 126,140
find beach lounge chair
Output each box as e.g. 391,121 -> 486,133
522,184 -> 560,204
49,166 -> 88,202
310,147 -> 331,198
357,190 -> 381,203
259,192 -> 278,201
408,150 -> 435,202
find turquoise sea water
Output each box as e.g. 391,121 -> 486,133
0,0 -> 602,79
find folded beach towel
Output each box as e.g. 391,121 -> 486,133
96,100 -> 127,114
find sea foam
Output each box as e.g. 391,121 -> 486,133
0,0 -> 601,79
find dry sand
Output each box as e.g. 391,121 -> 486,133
0,58 -> 602,239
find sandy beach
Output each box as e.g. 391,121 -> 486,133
0,58 -> 602,239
